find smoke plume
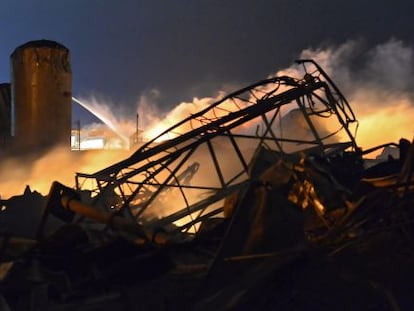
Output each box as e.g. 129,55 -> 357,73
139,39 -> 414,152
74,95 -> 134,147
0,146 -> 131,199
1,39 -> 413,199
296,39 -> 414,150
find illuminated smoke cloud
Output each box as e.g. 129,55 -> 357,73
74,95 -> 133,147
0,145 -> 131,199
294,39 -> 414,150
136,88 -> 163,129
140,39 -> 414,151
296,39 -> 413,98
2,39 -> 413,198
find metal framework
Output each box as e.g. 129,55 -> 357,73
74,60 -> 358,234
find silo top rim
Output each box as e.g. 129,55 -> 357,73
12,40 -> 68,55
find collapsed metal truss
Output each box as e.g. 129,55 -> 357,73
74,60 -> 358,233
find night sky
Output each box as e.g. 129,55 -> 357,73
1,0 -> 413,124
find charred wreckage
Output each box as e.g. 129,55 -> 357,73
1,60 -> 414,310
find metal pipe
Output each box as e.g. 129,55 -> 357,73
60,196 -> 167,244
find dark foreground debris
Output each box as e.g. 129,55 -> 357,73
1,60 -> 414,310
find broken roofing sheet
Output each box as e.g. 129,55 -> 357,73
1,60 -> 414,310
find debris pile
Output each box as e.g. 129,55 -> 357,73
1,60 -> 414,310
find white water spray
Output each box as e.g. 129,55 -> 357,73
72,96 -> 130,147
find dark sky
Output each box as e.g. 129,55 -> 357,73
1,0 -> 413,122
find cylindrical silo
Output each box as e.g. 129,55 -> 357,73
0,83 -> 11,147
11,40 -> 72,151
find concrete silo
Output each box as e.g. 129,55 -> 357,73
11,40 -> 72,151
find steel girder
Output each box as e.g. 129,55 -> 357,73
74,60 -> 358,233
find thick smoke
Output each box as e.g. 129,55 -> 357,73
139,39 -> 414,152
75,95 -> 134,146
0,146 -> 131,199
2,39 -> 413,199
136,88 -> 225,141
296,39 -> 414,150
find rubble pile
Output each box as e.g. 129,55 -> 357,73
1,60 -> 414,310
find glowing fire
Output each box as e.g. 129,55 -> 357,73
140,39 -> 414,157
0,146 -> 131,199
1,39 -> 413,203
353,101 -> 414,154
72,96 -> 132,148
141,97 -> 222,142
